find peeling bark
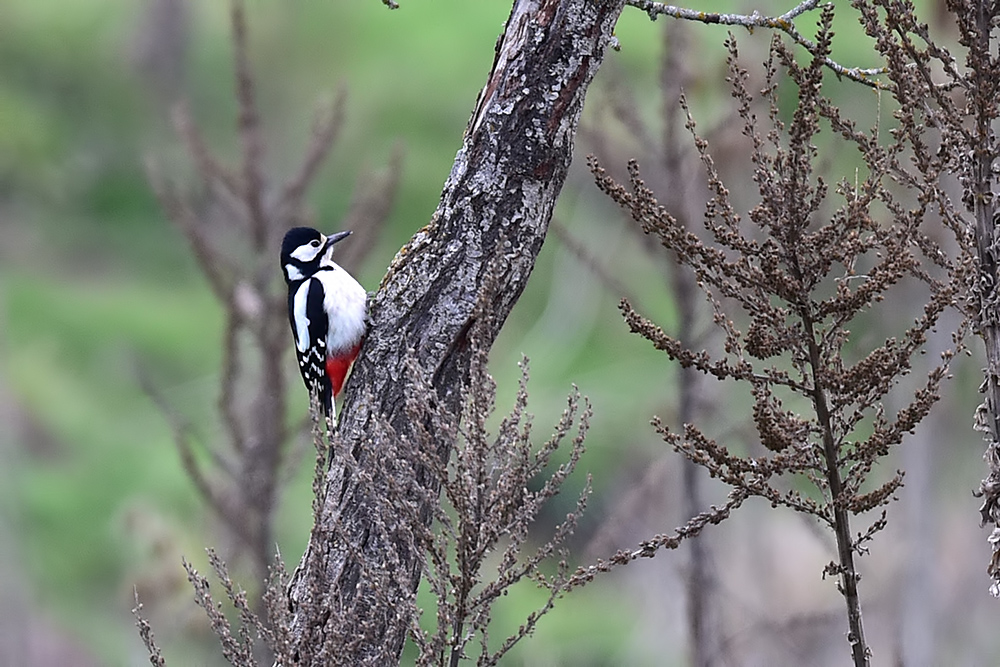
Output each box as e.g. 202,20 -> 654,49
284,0 -> 624,663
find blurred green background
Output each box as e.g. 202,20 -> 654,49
1,0 -> 996,665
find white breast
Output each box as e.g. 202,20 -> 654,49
314,263 -> 368,353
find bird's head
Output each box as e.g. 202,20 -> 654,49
280,227 -> 352,283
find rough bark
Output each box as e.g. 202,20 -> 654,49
969,0 -> 1000,595
283,0 -> 624,663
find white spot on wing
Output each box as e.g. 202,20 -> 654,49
291,280 -> 312,353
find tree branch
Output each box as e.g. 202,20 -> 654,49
283,0 -> 625,662
230,0 -> 268,251
627,0 -> 888,88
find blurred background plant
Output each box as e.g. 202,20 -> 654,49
141,0 -> 399,617
1,0 -> 996,665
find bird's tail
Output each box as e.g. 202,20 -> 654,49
318,384 -> 335,425
324,391 -> 336,426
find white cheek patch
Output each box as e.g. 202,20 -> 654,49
285,264 -> 305,281
290,243 -> 322,262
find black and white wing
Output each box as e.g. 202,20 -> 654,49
288,277 -> 333,414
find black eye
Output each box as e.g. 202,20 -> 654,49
310,240 -> 321,248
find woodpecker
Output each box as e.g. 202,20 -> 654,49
280,227 -> 367,418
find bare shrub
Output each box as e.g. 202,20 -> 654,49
590,13 -> 970,663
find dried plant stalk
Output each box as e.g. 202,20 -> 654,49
400,317 -> 592,666
592,13 -> 969,665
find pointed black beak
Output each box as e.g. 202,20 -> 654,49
325,230 -> 352,249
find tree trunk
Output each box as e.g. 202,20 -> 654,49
284,0 -> 624,663
970,0 -> 1000,596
